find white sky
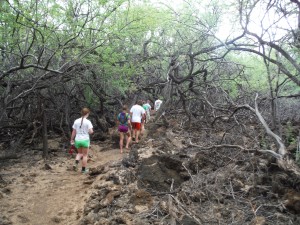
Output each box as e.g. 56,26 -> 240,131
149,0 -> 297,41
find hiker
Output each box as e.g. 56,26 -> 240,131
70,107 -> 94,174
154,99 -> 162,111
141,113 -> 145,136
130,100 -> 146,143
143,100 -> 152,123
117,105 -> 132,153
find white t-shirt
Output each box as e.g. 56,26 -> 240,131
130,105 -> 146,123
154,100 -> 162,111
72,117 -> 93,140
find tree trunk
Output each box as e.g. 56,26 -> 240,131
42,106 -> 48,159
251,94 -> 300,177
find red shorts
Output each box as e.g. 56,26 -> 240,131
131,122 -> 141,130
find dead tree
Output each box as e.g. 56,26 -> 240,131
247,94 -> 300,176
192,94 -> 300,177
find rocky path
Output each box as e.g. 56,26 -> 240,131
0,146 -> 123,225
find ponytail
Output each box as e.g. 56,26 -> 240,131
80,117 -> 84,128
80,107 -> 90,128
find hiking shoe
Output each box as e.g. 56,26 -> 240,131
81,168 -> 89,174
73,164 -> 78,171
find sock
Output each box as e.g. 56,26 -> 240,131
82,167 -> 86,171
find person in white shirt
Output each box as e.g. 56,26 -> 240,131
70,108 -> 94,174
154,99 -> 163,111
130,100 -> 146,143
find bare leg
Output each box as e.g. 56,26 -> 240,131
136,130 -> 140,143
81,147 -> 89,168
73,148 -> 83,171
119,132 -> 124,153
132,129 -> 136,141
147,112 -> 150,122
125,132 -> 131,150
75,148 -> 83,161
141,123 -> 144,136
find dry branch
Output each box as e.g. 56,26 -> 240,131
187,140 -> 282,159
249,94 -> 300,176
189,93 -> 300,177
0,154 -> 20,160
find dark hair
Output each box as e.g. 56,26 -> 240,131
122,105 -> 128,111
137,100 -> 143,106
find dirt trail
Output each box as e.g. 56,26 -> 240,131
0,146 -> 123,225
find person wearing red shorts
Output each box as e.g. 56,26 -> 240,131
130,100 -> 146,143
117,105 -> 132,153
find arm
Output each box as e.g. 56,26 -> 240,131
130,112 -> 133,121
116,115 -> 120,132
70,129 -> 76,145
127,116 -> 132,130
128,120 -> 132,130
116,114 -> 120,126
87,120 -> 94,135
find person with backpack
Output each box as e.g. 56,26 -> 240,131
70,107 -> 94,174
130,100 -> 146,143
117,105 -> 132,153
